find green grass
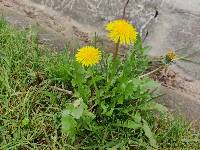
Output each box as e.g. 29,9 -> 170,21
0,19 -> 200,149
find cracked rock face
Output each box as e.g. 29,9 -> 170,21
31,0 -> 161,38
147,0 -> 200,80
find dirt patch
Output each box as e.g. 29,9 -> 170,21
149,59 -> 200,101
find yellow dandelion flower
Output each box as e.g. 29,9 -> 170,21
166,50 -> 177,62
75,46 -> 101,67
105,19 -> 138,45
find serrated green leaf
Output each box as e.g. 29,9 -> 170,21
133,113 -> 142,124
101,101 -> 108,114
61,115 -> 77,137
105,108 -> 114,116
71,106 -> 84,119
78,85 -> 91,102
142,80 -> 160,90
21,118 -> 30,127
115,120 -> 141,129
64,99 -> 85,119
143,120 -> 157,149
126,120 -> 141,129
117,96 -> 124,104
141,102 -> 168,114
142,46 -> 152,55
84,110 -> 96,119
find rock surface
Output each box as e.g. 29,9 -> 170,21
29,0 -> 161,38
157,86 -> 200,123
0,0 -> 200,122
147,0 -> 200,80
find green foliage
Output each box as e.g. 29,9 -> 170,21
0,19 -> 200,150
57,36 -> 166,149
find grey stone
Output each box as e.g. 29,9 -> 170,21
147,0 -> 200,80
5,16 -> 31,30
37,33 -> 67,50
30,0 -> 161,39
156,86 -> 200,123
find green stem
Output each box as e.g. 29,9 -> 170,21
138,66 -> 163,79
92,71 -> 100,101
112,39 -> 120,62
94,32 -> 97,48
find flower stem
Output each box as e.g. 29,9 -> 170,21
112,0 -> 129,62
122,0 -> 130,19
112,39 -> 120,62
138,66 -> 163,79
92,70 -> 100,100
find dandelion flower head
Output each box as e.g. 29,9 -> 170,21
105,19 -> 138,45
166,50 -> 177,62
75,46 -> 101,67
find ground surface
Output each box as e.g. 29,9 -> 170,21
0,0 -> 200,121
1,18 -> 199,149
